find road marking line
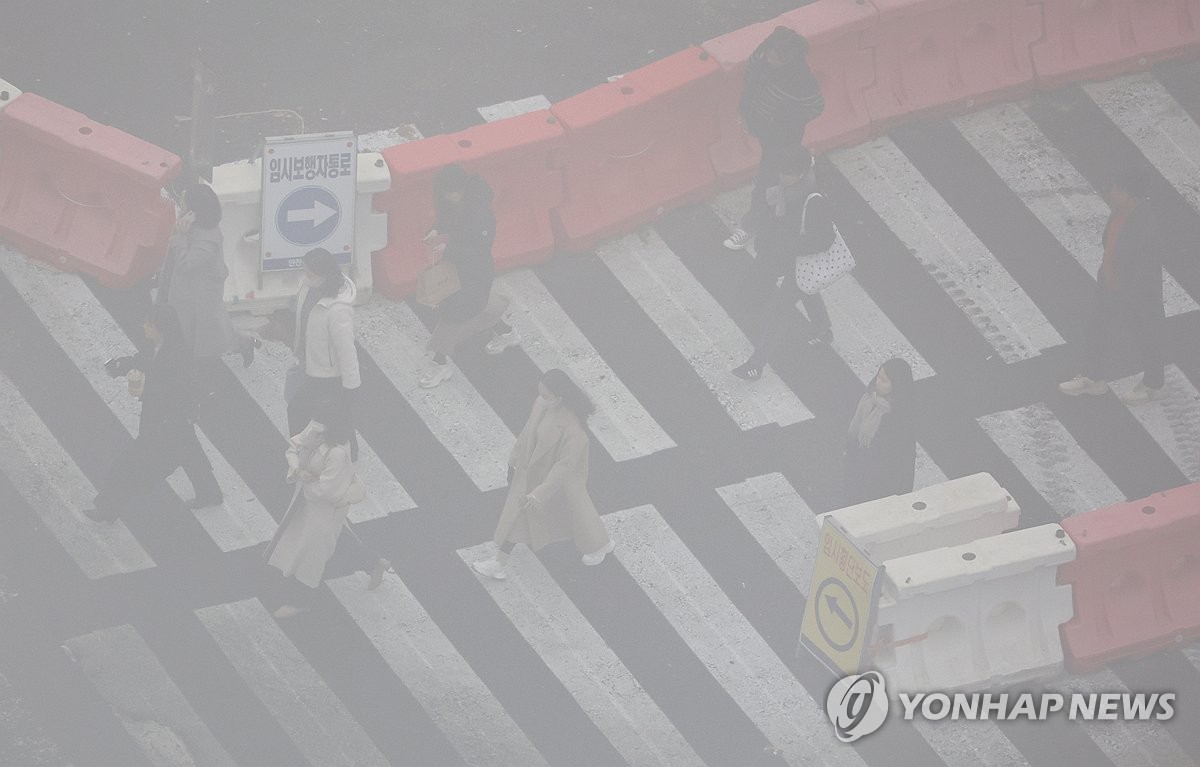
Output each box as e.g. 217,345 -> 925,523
1112,365 -> 1200,482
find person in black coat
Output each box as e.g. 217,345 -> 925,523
419,164 -> 521,388
1059,167 -> 1167,404
84,304 -> 222,522
733,150 -> 835,380
843,358 -> 916,507
724,26 -> 825,251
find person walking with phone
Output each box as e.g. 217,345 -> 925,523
84,304 -> 221,521
418,164 -> 520,389
472,369 -> 613,580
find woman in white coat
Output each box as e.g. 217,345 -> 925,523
267,398 -> 391,618
472,369 -> 614,580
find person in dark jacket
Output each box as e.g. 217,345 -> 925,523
156,183 -> 259,394
724,26 -> 825,251
1059,167 -> 1168,404
843,358 -> 916,507
733,150 -> 835,380
84,304 -> 222,522
419,164 -> 521,389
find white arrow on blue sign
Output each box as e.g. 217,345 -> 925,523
276,186 -> 342,247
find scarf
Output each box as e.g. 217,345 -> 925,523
848,390 -> 891,448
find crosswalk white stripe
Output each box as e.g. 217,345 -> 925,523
1112,365 -> 1200,482
328,575 -> 549,767
0,249 -> 280,544
224,337 -> 414,520
457,543 -> 703,767
832,139 -> 1065,363
1085,72 -> 1200,219
954,103 -> 1199,318
498,269 -> 676,461
1050,668 -> 1192,767
712,187 -> 935,384
915,443 -> 949,491
356,299 -> 513,492
717,473 -> 821,598
599,231 -> 814,430
0,373 -> 153,577
977,403 -> 1124,518
195,599 -> 389,767
605,504 -> 864,767
717,474 -> 1027,767
62,624 -> 236,767
478,95 -> 552,122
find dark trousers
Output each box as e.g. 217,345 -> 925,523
742,139 -> 805,235
94,424 -> 220,512
1082,285 -> 1165,389
286,375 -> 359,460
748,273 -> 831,367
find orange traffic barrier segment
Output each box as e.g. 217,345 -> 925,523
0,93 -> 180,288
1059,483 -> 1200,674
374,110 -> 564,299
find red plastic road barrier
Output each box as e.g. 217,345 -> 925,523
550,47 -> 722,251
1032,0 -> 1200,87
862,0 -> 1043,129
0,93 -> 180,287
373,110 -> 564,298
1059,483 -> 1200,673
776,0 -> 879,153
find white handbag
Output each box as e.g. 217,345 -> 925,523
795,192 -> 855,295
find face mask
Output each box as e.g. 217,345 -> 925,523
303,273 -> 322,288
537,393 -> 560,408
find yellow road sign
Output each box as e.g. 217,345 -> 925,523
799,519 -> 883,675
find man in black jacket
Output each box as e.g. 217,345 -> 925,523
84,305 -> 221,522
725,26 -> 825,252
419,165 -> 521,389
1059,167 -> 1167,404
733,151 -> 836,380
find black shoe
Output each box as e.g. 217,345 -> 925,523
82,506 -> 119,523
732,360 -> 763,380
185,494 -> 223,510
240,338 -> 261,368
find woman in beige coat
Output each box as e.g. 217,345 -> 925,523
267,399 -> 391,618
473,369 -> 613,580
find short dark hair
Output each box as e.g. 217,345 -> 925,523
311,397 -> 354,446
183,183 -> 222,228
433,164 -> 469,198
303,248 -> 345,300
765,26 -> 809,59
1113,166 -> 1152,200
541,368 -> 595,422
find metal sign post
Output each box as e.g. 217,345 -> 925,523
260,132 -> 357,273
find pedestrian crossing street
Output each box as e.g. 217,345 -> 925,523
2,66 -> 1200,766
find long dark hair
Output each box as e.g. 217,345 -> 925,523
311,397 -> 354,447
303,247 -> 345,301
874,358 -> 914,406
541,368 -> 594,423
146,303 -> 185,353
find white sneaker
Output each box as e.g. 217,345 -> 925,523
581,539 -> 615,566
1058,375 -> 1108,397
485,328 -> 521,355
724,228 -> 752,250
472,557 -> 508,580
1120,380 -> 1165,405
419,362 -> 453,389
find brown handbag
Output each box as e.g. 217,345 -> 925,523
415,238 -> 460,307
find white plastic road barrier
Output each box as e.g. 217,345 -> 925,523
817,473 -> 1020,564
210,152 -> 385,313
873,524 -> 1076,693
0,78 -> 22,112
